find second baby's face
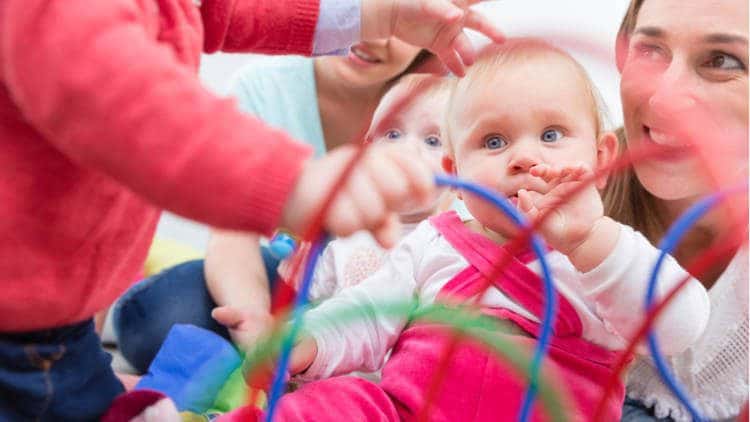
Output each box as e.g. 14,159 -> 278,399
448,55 -> 602,236
369,84 -> 448,218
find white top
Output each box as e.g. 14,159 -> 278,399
308,223 -> 420,303
300,219 -> 711,380
626,247 -> 749,421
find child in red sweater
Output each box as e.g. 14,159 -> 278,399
0,0 -> 502,419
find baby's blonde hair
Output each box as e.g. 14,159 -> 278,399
444,38 -> 607,158
366,74 -> 451,143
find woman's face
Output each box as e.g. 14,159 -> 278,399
329,38 -> 422,88
619,0 -> 748,205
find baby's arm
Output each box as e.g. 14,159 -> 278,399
579,224 -> 710,355
290,227 -> 428,380
205,230 -> 275,350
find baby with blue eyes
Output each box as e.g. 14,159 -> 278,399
284,73 -> 452,304
271,38 -> 710,422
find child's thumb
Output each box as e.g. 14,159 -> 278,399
211,306 -> 244,329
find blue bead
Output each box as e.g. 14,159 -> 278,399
269,234 -> 296,259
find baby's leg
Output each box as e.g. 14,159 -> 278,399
219,376 -> 400,422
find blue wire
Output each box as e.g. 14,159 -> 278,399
264,175 -> 558,421
645,185 -> 745,422
265,235 -> 328,422
434,174 -> 557,422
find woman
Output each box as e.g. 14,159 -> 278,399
113,39 -> 437,373
606,0 -> 748,420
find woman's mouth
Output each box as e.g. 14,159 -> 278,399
643,126 -> 692,161
349,45 -> 382,66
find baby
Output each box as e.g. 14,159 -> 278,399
227,39 -> 711,422
301,73 -> 453,303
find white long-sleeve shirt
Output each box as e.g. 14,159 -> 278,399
626,247 -> 748,421
300,218 -> 711,381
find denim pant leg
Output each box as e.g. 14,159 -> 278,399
113,250 -> 281,374
0,320 -> 124,422
622,397 -> 674,422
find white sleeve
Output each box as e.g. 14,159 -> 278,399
578,224 -> 710,356
297,225 -> 429,380
308,242 -> 339,303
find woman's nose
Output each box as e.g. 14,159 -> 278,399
648,61 -> 697,125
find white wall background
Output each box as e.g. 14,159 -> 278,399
157,0 -> 632,252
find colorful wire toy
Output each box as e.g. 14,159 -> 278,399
645,184 -> 747,422
263,174 -> 558,421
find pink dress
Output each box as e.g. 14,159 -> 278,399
222,212 -> 628,421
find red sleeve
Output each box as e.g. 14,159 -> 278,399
0,0 -> 313,235
201,0 -> 320,55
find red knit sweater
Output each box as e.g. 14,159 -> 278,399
0,0 -> 320,331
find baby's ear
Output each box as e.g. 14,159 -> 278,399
595,132 -> 619,190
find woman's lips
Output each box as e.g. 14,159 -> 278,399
349,45 -> 382,66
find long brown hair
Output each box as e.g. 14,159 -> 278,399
602,127 -> 667,242
602,0 -> 669,242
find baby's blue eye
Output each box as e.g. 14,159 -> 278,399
385,130 -> 401,140
541,129 -> 563,143
484,136 -> 507,150
424,136 -> 442,147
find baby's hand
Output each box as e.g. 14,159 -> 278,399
361,0 -> 504,76
517,163 -> 603,255
518,163 -> 620,272
282,143 -> 435,248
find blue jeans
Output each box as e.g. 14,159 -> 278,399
622,397 -> 674,422
113,248 -> 281,374
0,320 -> 124,421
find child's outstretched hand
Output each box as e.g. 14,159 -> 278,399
281,143 -> 435,248
361,0 -> 505,76
213,306 -> 318,386
518,163 -> 619,272
212,306 -> 274,353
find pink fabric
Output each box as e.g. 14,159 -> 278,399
101,390 -> 167,422
0,0 -> 318,331
238,211 -> 625,421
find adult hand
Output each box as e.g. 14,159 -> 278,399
361,0 -> 504,76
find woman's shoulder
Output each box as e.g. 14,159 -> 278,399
232,56 -> 313,86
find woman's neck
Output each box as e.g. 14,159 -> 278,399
658,197 -> 741,289
313,58 -> 388,150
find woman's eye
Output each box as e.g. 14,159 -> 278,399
633,42 -> 666,62
541,129 -> 564,143
484,135 -> 507,150
704,52 -> 745,71
385,129 -> 401,140
424,136 -> 442,147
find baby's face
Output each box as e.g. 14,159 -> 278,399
449,56 -> 601,235
370,89 -> 447,218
